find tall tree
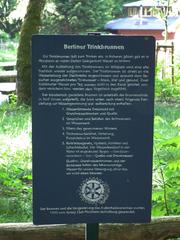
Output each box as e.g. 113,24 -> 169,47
151,0 -> 173,41
42,0 -> 114,34
16,0 -> 46,104
41,0 -> 136,35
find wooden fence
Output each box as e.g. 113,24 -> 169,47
0,216 -> 180,240
156,41 -> 175,84
0,62 -> 16,94
0,62 -> 16,82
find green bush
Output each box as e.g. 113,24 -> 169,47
0,37 -> 17,62
155,60 -> 180,102
152,105 -> 180,216
0,101 -> 32,222
0,30 -> 10,41
0,147 -> 32,222
155,78 -> 180,102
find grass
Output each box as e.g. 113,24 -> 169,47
0,99 -> 179,222
0,41 -> 17,62
0,100 -> 32,222
0,50 -> 16,62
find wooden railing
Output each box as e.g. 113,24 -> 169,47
0,62 -> 17,82
0,62 -> 16,94
0,216 -> 180,240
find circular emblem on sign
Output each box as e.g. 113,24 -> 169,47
79,178 -> 109,204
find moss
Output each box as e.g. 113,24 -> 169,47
16,0 -> 46,105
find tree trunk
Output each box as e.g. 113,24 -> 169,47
0,216 -> 180,240
164,18 -> 168,42
16,0 -> 46,105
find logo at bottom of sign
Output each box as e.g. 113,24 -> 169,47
79,178 -> 110,204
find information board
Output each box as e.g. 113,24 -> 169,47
32,35 -> 155,225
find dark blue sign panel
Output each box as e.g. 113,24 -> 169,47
32,35 -> 155,225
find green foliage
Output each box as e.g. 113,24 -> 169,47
0,50 -> 17,62
152,105 -> 180,216
0,30 -> 10,41
0,38 -> 17,62
155,60 -> 180,102
8,93 -> 18,106
155,77 -> 180,102
42,0 -> 118,34
0,100 -> 32,222
0,0 -> 22,38
0,149 -> 32,222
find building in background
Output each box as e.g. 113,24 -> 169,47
105,0 -> 180,41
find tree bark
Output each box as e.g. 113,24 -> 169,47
0,216 -> 180,240
16,0 -> 46,105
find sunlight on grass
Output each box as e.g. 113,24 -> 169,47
0,128 -> 31,150
0,131 -> 32,166
0,102 -> 32,222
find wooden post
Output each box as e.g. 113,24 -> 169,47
171,41 -> 174,84
86,224 -> 99,240
156,42 -> 159,66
